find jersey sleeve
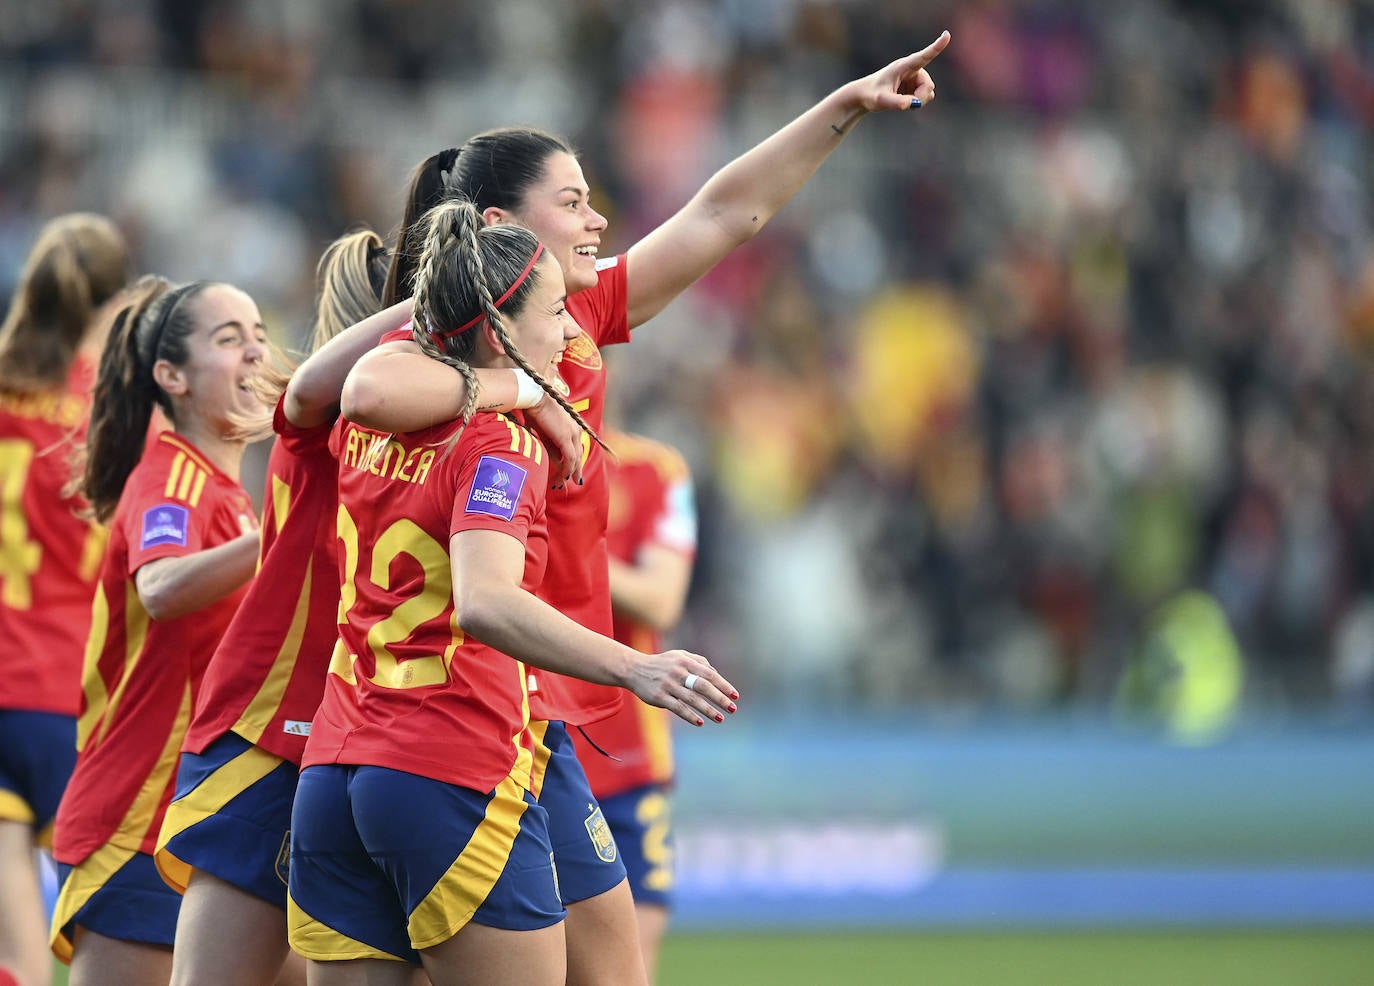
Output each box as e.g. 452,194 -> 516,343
448,422 -> 548,543
573,255 -> 630,349
650,474 -> 698,556
272,393 -> 335,455
122,469 -> 218,573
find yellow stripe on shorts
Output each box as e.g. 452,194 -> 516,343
526,719 -> 552,800
287,892 -> 410,963
154,740 -> 283,894
408,774 -> 530,949
0,787 -> 34,825
49,842 -> 139,964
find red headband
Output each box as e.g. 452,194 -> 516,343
431,243 -> 546,342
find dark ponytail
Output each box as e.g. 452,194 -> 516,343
382,147 -> 459,306
76,276 -> 208,522
383,129 -> 575,307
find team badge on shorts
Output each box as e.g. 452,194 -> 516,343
275,830 -> 290,886
584,805 -> 617,863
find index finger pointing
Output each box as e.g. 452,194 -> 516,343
903,29 -> 951,70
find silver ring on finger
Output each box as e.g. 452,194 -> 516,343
683,673 -> 700,692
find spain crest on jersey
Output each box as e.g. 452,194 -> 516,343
561,331 -> 603,371
584,805 -> 617,862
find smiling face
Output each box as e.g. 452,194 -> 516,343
497,152 -> 607,296
158,283 -> 268,434
498,254 -> 581,379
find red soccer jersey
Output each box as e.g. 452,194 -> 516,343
303,410 -> 551,794
0,356 -> 105,716
183,397 -> 340,764
52,432 -> 257,863
522,255 -> 631,725
573,429 -> 697,798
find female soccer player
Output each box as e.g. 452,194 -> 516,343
151,231 -> 403,986
345,33 -> 947,985
0,213 -> 129,986
156,228 -> 595,986
48,276 -> 268,986
288,199 -> 733,986
572,426 -> 696,985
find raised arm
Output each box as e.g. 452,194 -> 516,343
624,31 -> 949,329
451,529 -> 737,727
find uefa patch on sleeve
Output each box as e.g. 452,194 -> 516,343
465,456 -> 528,522
141,503 -> 190,549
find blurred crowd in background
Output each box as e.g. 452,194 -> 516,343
1,0 -> 1372,730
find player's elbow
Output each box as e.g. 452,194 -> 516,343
339,370 -> 386,429
137,581 -> 185,622
452,584 -> 511,642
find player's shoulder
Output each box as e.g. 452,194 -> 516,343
464,411 -> 548,469
136,432 -> 220,507
607,429 -> 689,483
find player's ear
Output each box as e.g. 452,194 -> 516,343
153,359 -> 187,397
482,206 -> 508,227
481,321 -> 503,353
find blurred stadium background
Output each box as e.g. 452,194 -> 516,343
5,0 -> 1373,982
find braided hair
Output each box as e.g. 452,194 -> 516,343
408,198 -> 604,452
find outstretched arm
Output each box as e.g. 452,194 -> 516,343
624,31 -> 949,329
451,529 -> 737,727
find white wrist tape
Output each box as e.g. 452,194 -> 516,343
512,369 -> 545,410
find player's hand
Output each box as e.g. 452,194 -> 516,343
525,397 -> 583,487
628,651 -> 739,727
848,30 -> 949,113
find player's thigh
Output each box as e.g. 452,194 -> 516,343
0,820 -> 47,986
68,928 -> 171,986
563,879 -> 646,986
171,870 -> 291,986
420,920 -> 564,986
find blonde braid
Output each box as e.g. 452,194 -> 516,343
454,217 -> 608,454
410,203 -> 482,429
486,317 -> 607,454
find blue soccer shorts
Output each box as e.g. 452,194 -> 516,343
156,731 -> 298,907
287,763 -> 564,964
536,721 -> 628,905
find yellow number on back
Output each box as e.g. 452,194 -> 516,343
334,504 -> 461,690
0,440 -> 42,609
